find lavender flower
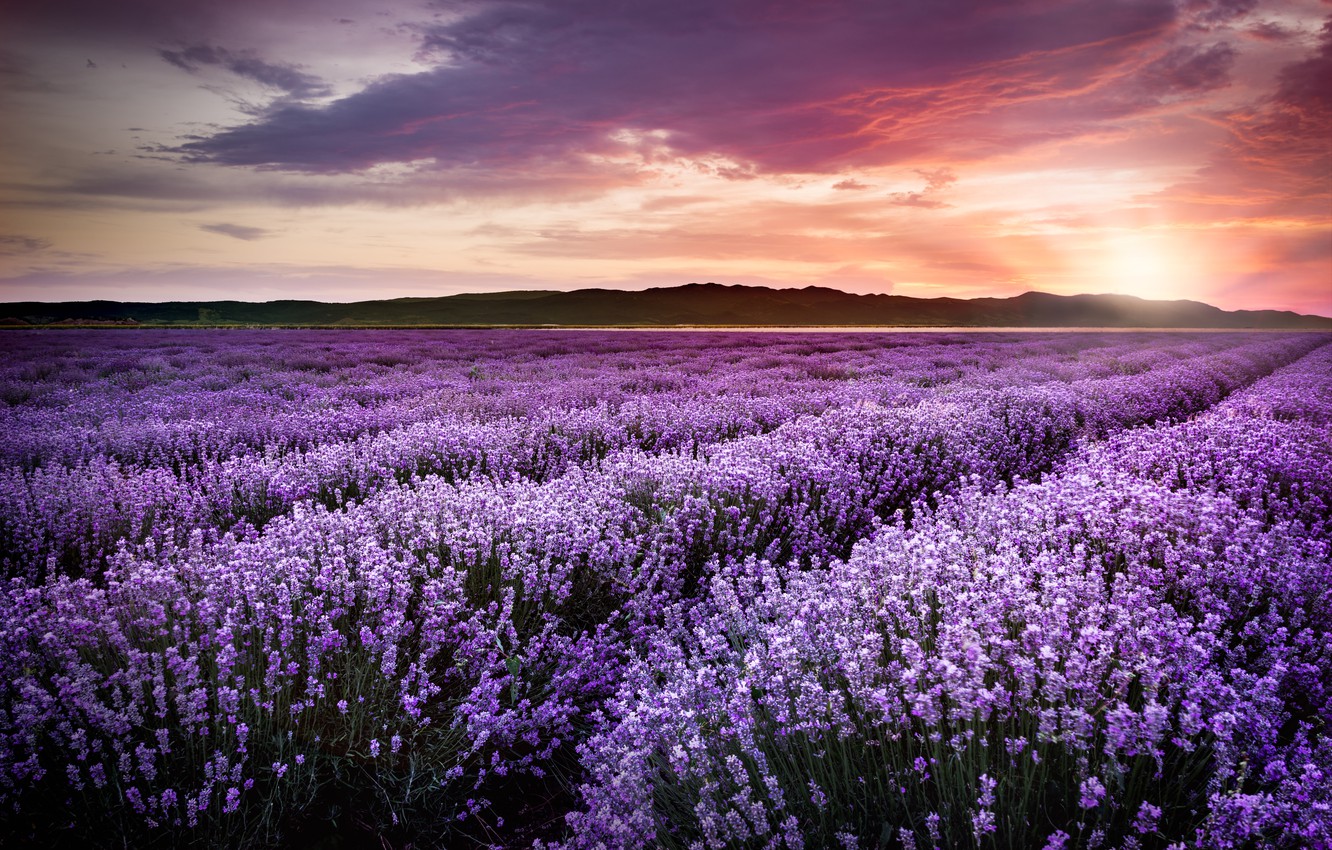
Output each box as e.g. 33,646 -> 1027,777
0,330 -> 1326,848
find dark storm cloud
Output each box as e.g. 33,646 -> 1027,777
160,45 -> 331,99
175,0 -> 1181,175
199,222 -> 272,240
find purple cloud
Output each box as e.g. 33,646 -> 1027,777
199,222 -> 271,240
1245,21 -> 1296,43
1274,17 -> 1332,112
1183,0 -> 1259,26
1155,15 -> 1332,222
1138,42 -> 1237,94
175,0 -> 1180,176
160,44 -> 330,99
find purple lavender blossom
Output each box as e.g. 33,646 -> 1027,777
0,330 -> 1326,848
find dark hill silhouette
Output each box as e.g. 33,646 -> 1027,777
3,283 -> 1329,328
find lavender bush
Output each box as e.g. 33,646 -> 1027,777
0,330 -> 1327,848
567,342 -> 1332,850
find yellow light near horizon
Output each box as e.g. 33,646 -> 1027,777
1098,231 -> 1183,300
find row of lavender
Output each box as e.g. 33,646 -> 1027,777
563,343 -> 1332,849
0,332 -> 1261,581
0,332 -> 1325,847
4,330 -> 1183,468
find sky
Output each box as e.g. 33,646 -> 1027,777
0,0 -> 1329,314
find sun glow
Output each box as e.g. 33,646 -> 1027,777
1097,231 -> 1185,300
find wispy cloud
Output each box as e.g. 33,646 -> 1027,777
887,168 -> 957,208
1154,14 -> 1332,222
160,44 -> 331,99
0,234 -> 52,255
199,222 -> 272,241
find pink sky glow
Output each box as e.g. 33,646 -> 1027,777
1,0 -> 1329,314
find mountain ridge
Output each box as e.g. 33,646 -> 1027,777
2,283 -> 1329,328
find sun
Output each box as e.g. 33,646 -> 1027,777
1097,230 -> 1184,300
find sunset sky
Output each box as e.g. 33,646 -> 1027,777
1,0 -> 1329,314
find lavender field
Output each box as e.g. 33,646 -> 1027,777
1,330 -> 1329,849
